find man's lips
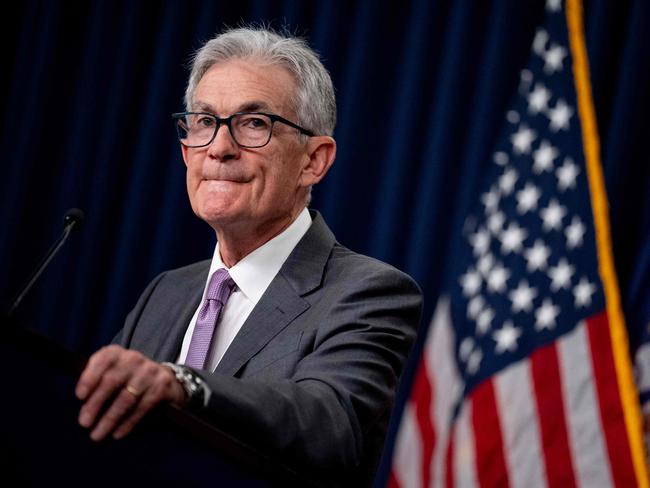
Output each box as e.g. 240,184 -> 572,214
199,177 -> 252,192
201,176 -> 251,183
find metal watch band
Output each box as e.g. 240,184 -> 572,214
162,362 -> 206,410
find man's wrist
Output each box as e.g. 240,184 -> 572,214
161,362 -> 210,410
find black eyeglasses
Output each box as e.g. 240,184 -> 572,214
172,111 -> 314,148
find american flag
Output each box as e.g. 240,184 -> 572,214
389,1 -> 648,487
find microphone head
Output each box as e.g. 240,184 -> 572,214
63,208 -> 85,231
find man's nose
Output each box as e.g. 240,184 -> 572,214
207,123 -> 239,160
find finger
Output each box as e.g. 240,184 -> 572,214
79,368 -> 131,429
76,345 -> 121,400
112,366 -> 180,439
112,389 -> 160,440
78,349 -> 149,428
89,384 -> 145,441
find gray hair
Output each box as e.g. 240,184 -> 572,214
185,27 -> 337,137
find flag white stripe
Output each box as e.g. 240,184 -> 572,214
454,401 -> 479,488
558,321 -> 614,488
634,342 -> 650,393
392,403 -> 423,488
428,297 -> 464,488
494,360 -> 548,488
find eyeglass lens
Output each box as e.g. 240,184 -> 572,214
177,113 -> 273,148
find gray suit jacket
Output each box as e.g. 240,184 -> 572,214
114,211 -> 422,486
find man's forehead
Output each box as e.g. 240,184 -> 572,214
192,60 -> 296,116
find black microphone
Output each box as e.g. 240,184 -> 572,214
6,208 -> 85,319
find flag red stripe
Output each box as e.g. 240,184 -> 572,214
471,379 -> 510,488
530,342 -> 577,487
586,311 -> 636,488
386,470 -> 400,488
445,422 -> 455,488
413,358 -> 436,488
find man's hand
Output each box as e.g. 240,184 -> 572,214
75,345 -> 186,441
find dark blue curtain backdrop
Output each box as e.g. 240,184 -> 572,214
2,0 -> 649,483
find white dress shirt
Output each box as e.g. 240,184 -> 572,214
177,208 -> 312,372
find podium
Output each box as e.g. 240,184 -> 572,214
0,322 -> 320,487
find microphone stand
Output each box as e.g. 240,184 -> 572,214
2,208 -> 88,374
6,208 -> 84,319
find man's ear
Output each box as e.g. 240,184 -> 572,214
181,144 -> 190,167
299,136 -> 337,187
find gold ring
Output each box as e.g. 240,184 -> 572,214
125,384 -> 141,398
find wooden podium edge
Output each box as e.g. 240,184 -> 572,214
1,319 -> 325,487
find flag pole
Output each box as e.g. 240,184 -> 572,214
566,0 -> 649,484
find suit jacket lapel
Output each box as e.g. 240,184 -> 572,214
214,275 -> 310,376
215,211 -> 335,376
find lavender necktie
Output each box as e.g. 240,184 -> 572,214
185,268 -> 235,369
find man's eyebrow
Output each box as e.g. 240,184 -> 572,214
193,101 -> 217,113
191,100 -> 274,115
238,101 -> 273,113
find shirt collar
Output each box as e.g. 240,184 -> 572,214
207,207 -> 312,304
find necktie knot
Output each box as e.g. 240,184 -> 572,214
206,268 -> 235,304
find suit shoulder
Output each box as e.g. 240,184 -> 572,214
328,243 -> 421,293
157,259 -> 211,282
129,258 -> 210,310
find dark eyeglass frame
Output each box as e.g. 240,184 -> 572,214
172,111 -> 315,148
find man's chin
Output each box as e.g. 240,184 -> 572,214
197,207 -> 246,229
192,188 -> 243,220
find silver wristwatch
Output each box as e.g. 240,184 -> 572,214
162,362 -> 207,410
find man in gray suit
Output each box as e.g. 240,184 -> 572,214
76,27 -> 422,485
